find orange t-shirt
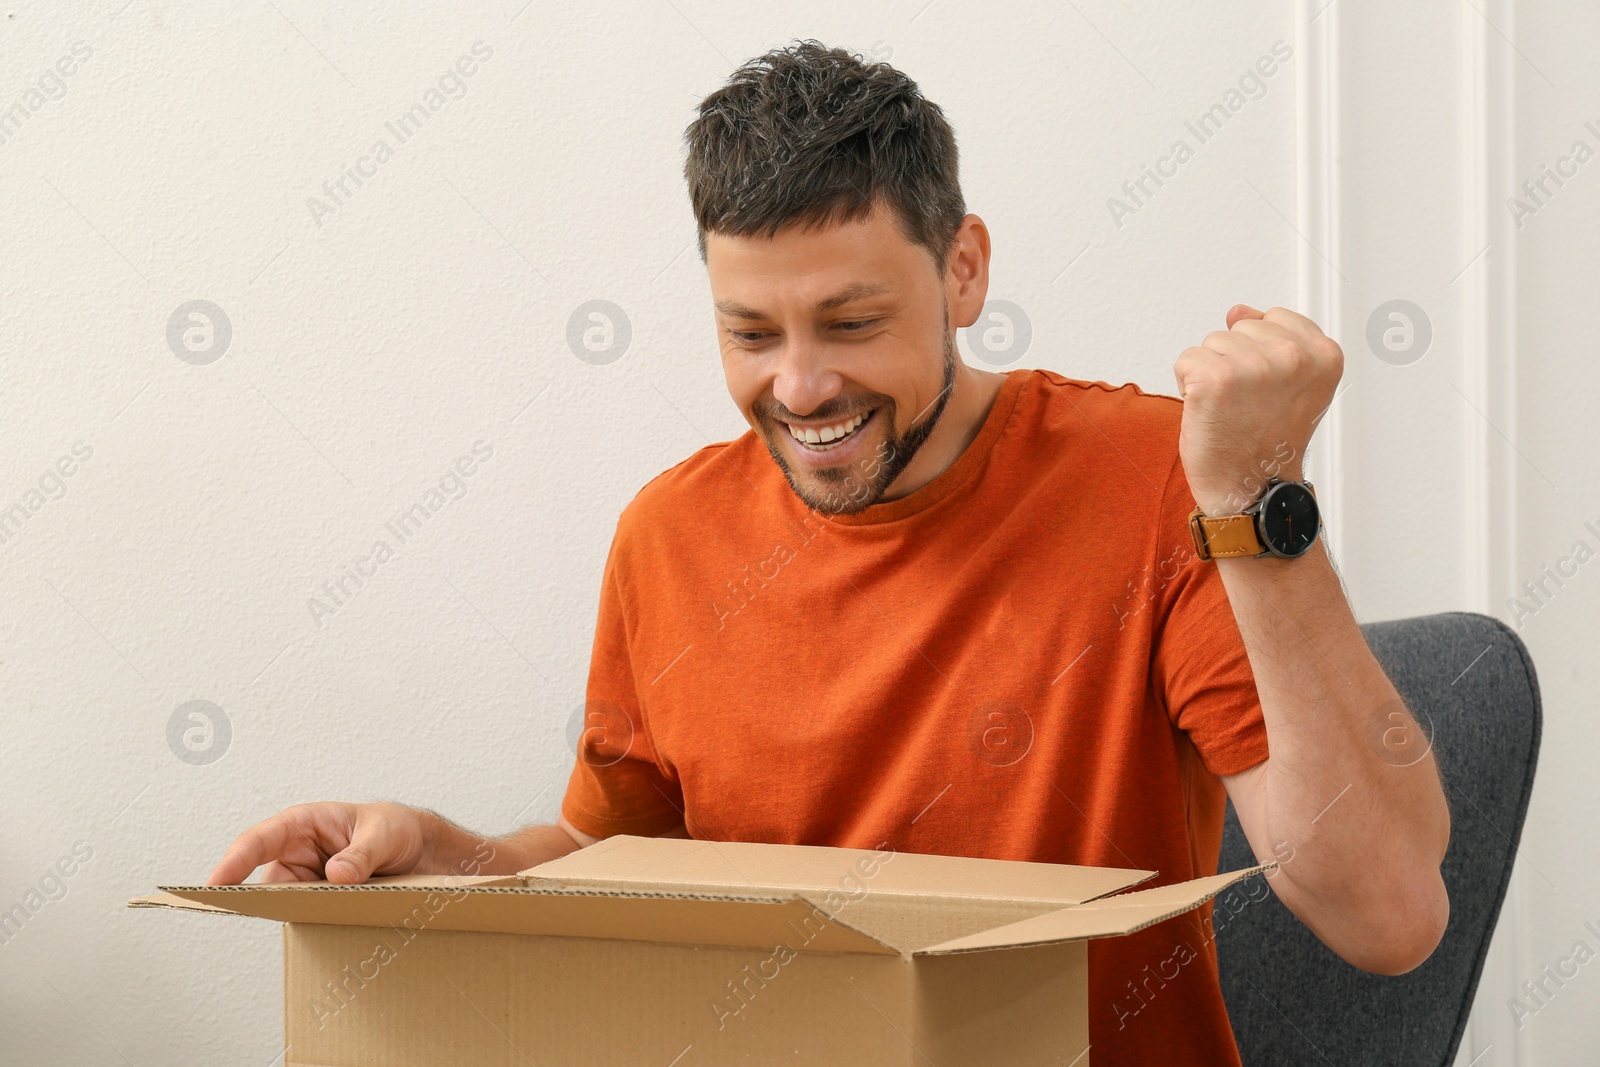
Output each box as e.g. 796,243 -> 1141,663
561,367 -> 1270,1066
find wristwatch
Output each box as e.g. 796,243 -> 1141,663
1189,479 -> 1321,560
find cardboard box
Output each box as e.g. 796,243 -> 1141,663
131,834 -> 1268,1066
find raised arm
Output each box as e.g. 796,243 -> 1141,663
1176,304 -> 1451,974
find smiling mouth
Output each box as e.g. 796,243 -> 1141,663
783,408 -> 876,452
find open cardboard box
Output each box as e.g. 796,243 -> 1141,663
132,834 -> 1270,1066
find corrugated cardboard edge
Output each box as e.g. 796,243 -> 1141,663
127,873 -> 521,912
281,927 -> 290,1067
146,883 -> 798,905
130,883 -> 904,957
515,869 -> 1162,908
517,834 -> 1161,908
914,862 -> 1279,955
127,891 -> 241,915
1070,867 -> 1159,903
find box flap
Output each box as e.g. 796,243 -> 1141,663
133,882 -> 898,956
126,873 -> 516,913
521,834 -> 1155,907
914,864 -> 1276,954
127,891 -> 241,915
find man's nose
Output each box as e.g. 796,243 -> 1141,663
770,336 -> 843,418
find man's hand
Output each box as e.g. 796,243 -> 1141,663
1173,305 -> 1343,515
208,802 -> 599,885
208,802 -> 429,885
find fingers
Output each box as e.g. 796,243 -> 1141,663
207,802 -> 360,885
1222,305 -> 1330,354
325,804 -> 420,884
1224,319 -> 1307,373
1224,303 -> 1320,342
1173,345 -> 1217,399
207,814 -> 304,885
209,802 -> 425,887
260,859 -> 317,883
1203,318 -> 1317,379
1248,309 -> 1345,384
1201,328 -> 1262,362
325,833 -> 378,884
1226,318 -> 1290,343
1260,305 -> 1323,340
1225,303 -> 1265,329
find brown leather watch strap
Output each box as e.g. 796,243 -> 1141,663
1188,481 -> 1318,561
1188,508 -> 1266,560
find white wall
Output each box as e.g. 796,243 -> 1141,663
1295,1 -> 1600,1063
0,1 -> 1589,1063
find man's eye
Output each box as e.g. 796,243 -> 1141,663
835,319 -> 879,332
730,330 -> 770,344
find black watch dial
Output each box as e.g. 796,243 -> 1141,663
1257,482 -> 1319,557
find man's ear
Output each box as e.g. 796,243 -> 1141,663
946,214 -> 991,329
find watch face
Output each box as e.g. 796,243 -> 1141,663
1257,482 -> 1319,557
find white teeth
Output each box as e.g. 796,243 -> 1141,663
788,410 -> 868,448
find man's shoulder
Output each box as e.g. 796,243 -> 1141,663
614,432 -> 766,541
1026,367 -> 1184,425
1019,368 -> 1185,473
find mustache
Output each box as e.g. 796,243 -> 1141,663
759,396 -> 885,424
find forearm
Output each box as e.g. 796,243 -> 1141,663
415,810 -> 585,876
1218,539 -> 1451,971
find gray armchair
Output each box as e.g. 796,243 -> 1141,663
1216,612 -> 1542,1065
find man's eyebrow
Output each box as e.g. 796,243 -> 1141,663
713,298 -> 766,319
714,282 -> 893,320
814,281 -> 892,311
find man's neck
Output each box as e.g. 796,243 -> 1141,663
880,363 -> 1009,502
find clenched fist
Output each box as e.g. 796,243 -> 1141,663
1174,304 -> 1343,517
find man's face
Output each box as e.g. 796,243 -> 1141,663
706,201 -> 958,515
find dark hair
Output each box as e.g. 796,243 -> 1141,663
684,40 -> 966,271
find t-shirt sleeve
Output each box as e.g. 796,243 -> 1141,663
559,532 -> 687,839
1147,452 -> 1271,778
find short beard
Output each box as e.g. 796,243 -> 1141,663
759,324 -> 958,516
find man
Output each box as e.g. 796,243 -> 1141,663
209,41 -> 1450,1065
